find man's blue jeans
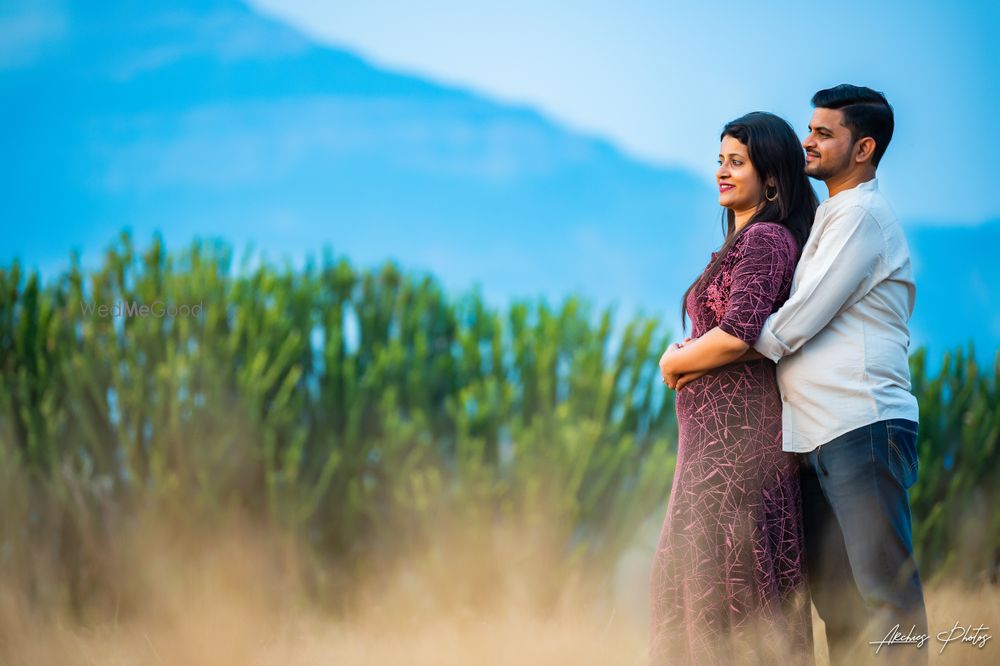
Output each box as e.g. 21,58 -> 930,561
797,418 -> 928,665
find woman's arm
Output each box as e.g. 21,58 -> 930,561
661,223 -> 797,388
659,326 -> 748,377
668,346 -> 765,390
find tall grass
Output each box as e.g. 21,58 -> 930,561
0,229 -> 996,628
909,346 -> 1000,581
0,230 -> 677,618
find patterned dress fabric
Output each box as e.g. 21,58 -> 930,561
649,222 -> 813,665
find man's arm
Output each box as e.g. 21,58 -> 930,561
753,205 -> 884,362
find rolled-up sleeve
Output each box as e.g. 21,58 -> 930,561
717,224 -> 797,345
754,205 -> 884,362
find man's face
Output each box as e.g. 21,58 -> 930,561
802,107 -> 855,181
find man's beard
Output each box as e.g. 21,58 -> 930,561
805,150 -> 852,181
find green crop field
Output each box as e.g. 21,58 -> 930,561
1,231 -> 996,664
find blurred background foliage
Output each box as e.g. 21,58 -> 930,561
0,230 -> 996,621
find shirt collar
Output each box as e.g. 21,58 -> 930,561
822,177 -> 878,206
856,177 -> 878,192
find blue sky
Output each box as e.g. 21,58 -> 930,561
1,0 -> 996,358
249,0 -> 999,224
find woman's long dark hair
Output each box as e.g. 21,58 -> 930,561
680,112 -> 819,330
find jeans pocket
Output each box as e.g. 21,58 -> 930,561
887,422 -> 919,489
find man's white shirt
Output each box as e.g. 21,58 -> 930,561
754,178 -> 919,453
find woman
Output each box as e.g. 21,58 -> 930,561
648,112 -> 819,665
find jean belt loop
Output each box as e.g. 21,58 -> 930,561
816,445 -> 830,476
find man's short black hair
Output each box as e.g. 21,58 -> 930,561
812,84 -> 894,168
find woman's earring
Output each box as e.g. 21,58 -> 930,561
765,185 -> 779,202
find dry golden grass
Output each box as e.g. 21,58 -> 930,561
0,515 -> 995,665
806,587 -> 999,666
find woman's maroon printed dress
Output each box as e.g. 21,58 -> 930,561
649,222 -> 813,665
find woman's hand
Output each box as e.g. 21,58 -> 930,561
660,337 -> 694,387
660,348 -> 678,384
659,329 -> 749,388
674,369 -> 708,390
672,342 -> 764,390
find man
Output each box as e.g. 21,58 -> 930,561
668,85 -> 927,664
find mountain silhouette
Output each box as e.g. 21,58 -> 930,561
1,0 -> 994,358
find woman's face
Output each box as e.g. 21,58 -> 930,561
716,135 -> 763,211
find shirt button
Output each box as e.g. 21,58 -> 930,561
781,394 -> 788,402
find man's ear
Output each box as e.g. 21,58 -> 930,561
855,137 -> 877,164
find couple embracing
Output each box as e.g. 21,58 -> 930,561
649,85 -> 927,666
